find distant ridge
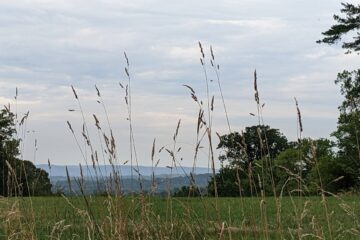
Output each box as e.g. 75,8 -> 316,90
37,164 -> 214,177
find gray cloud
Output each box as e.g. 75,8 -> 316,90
0,0 -> 354,168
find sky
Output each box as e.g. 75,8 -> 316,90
0,0 -> 358,169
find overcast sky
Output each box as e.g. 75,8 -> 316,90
0,0 -> 358,169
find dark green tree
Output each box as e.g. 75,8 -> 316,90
273,138 -> 340,195
217,125 -> 288,167
0,108 -> 52,196
0,108 -> 20,196
303,138 -> 344,194
17,160 -> 53,196
318,2 -> 360,192
208,125 -> 288,197
317,3 -> 360,54
272,148 -> 301,195
331,70 -> 360,190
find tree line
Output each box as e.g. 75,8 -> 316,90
207,2 -> 360,197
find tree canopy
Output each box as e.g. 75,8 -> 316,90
209,133 -> 345,197
331,70 -> 360,190
317,3 -> 360,54
317,2 -> 360,192
0,108 -> 52,196
273,138 -> 339,195
207,3 -> 360,197
208,125 -> 289,197
217,125 -> 288,167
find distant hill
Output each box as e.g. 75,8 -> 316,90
37,164 -> 215,195
37,164 -> 213,178
51,173 -> 212,195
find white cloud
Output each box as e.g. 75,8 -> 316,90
168,46 -> 199,62
136,69 -> 184,81
304,50 -> 328,60
206,18 -> 286,31
55,27 -> 138,51
0,0 -> 350,167
0,97 -> 40,106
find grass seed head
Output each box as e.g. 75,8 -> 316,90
71,85 -> 78,99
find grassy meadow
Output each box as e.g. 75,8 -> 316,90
1,195 -> 360,239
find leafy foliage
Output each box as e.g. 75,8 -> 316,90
208,125 -> 288,197
273,138 -> 340,195
217,125 -> 288,167
208,122 -> 347,196
317,3 -> 360,53
0,108 -> 20,196
316,3 -> 360,192
0,108 -> 52,196
331,70 -> 360,190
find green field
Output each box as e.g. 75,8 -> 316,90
1,195 -> 360,239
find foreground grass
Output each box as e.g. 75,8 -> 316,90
1,195 -> 360,239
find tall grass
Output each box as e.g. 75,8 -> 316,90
0,43 -> 360,240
